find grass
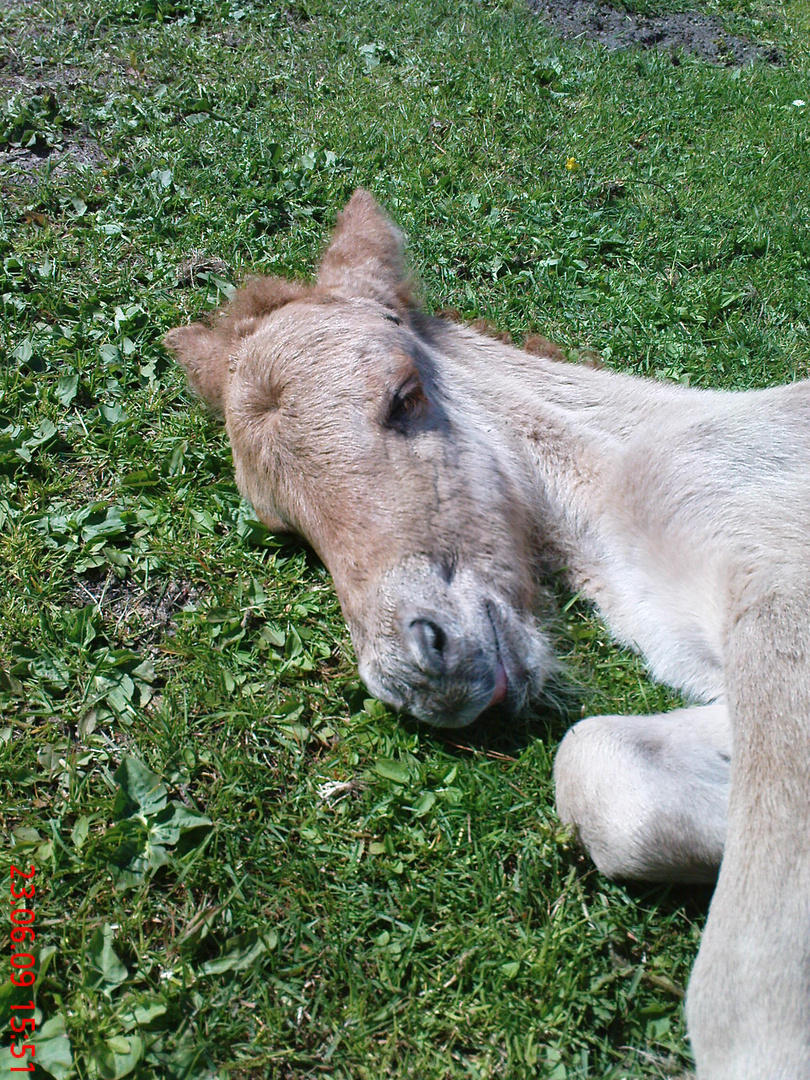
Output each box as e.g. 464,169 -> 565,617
1,0 -> 808,1076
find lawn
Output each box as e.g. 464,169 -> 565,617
1,0 -> 808,1077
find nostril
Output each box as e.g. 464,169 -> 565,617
409,618 -> 448,671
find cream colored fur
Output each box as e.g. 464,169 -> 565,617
166,191 -> 810,1079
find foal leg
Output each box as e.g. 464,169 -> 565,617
554,702 -> 730,883
685,582 -> 810,1079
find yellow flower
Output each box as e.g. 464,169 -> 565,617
565,157 -> 579,172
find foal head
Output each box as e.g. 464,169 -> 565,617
166,190 -> 553,727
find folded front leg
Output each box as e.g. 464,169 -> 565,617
554,702 -> 731,883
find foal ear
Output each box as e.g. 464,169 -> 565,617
164,277 -> 308,414
164,322 -> 232,414
317,189 -> 417,312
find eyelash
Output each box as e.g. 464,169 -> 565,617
387,383 -> 425,428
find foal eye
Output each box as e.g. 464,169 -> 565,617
385,380 -> 427,430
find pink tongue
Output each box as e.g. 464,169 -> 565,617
488,661 -> 508,708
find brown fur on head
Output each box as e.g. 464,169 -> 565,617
164,277 -> 309,414
164,189 -> 416,415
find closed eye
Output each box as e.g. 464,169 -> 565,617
385,377 -> 428,431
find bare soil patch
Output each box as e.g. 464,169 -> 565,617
530,0 -> 783,66
0,133 -> 108,188
0,68 -> 108,187
71,575 -> 201,646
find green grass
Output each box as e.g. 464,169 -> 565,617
1,0 -> 808,1076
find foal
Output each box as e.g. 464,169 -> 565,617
166,190 -> 810,1079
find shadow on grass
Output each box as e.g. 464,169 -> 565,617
397,692 -> 577,760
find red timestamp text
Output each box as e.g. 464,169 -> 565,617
9,865 -> 37,1073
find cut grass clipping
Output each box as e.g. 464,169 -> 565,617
1,0 -> 807,1077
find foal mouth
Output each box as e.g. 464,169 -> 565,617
487,658 -> 509,709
